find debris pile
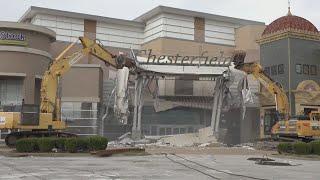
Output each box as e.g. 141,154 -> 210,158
233,143 -> 255,150
108,127 -> 225,148
107,132 -> 154,148
255,140 -> 279,151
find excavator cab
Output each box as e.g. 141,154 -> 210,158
20,104 -> 40,126
310,112 -> 320,121
309,112 -> 320,131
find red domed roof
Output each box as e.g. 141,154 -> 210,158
262,14 -> 319,36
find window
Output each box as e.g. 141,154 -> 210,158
165,128 -> 172,135
159,128 -> 165,135
173,128 -> 179,134
179,128 -> 186,134
296,64 -> 302,74
0,79 -> 23,106
303,64 -> 309,75
278,64 -> 284,74
61,102 -> 98,136
310,65 -> 317,75
264,67 -> 270,76
271,65 -> 277,76
151,126 -> 157,135
61,102 -> 97,120
188,127 -> 194,133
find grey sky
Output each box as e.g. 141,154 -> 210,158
2,0 -> 319,27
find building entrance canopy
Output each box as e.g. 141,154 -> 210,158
115,52 -> 247,139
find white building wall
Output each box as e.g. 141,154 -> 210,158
96,22 -> 144,49
31,13 -> 240,47
205,20 -> 236,46
158,78 -> 175,96
144,14 -> 194,43
31,14 -> 84,42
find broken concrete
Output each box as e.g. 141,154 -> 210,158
157,127 -> 219,147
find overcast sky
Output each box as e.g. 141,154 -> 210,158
1,0 -> 319,27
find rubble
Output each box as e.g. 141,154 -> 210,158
198,143 -> 211,147
108,127 -> 222,148
155,127 -> 219,147
255,140 -> 279,151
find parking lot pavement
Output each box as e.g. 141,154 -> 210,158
0,154 -> 319,180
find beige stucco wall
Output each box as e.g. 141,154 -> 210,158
61,65 -> 102,102
235,25 -> 265,63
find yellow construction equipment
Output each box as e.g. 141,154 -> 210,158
1,37 -> 136,147
235,61 -> 320,141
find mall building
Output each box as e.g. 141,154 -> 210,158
2,5 -> 317,143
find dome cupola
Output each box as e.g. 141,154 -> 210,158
259,8 -> 319,43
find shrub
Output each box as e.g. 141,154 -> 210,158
16,138 -> 38,153
87,136 -> 108,151
76,138 -> 88,152
310,141 -> 320,155
293,142 -> 311,155
65,138 -> 88,153
37,138 -> 55,152
277,143 -> 292,154
54,138 -> 66,151
15,136 -> 108,153
65,138 -> 78,153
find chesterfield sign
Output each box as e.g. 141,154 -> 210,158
0,31 -> 27,46
138,49 -> 232,67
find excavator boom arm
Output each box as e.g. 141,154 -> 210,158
236,63 -> 290,119
40,36 -> 136,116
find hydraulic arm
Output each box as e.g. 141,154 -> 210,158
235,62 -> 290,120
40,37 -> 136,119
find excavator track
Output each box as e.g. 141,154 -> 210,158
5,131 -> 77,147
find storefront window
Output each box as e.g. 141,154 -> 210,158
61,102 -> 98,120
310,65 -> 317,75
271,65 -> 277,76
264,67 -> 270,76
278,64 -> 284,74
0,79 -> 23,106
61,101 -> 98,136
296,64 -> 302,74
303,64 -> 309,75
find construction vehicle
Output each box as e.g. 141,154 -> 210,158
235,61 -> 320,141
0,37 -> 135,147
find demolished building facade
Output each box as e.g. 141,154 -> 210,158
0,6 -> 267,144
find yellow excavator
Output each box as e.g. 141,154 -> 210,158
235,61 -> 320,141
0,37 -> 136,147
